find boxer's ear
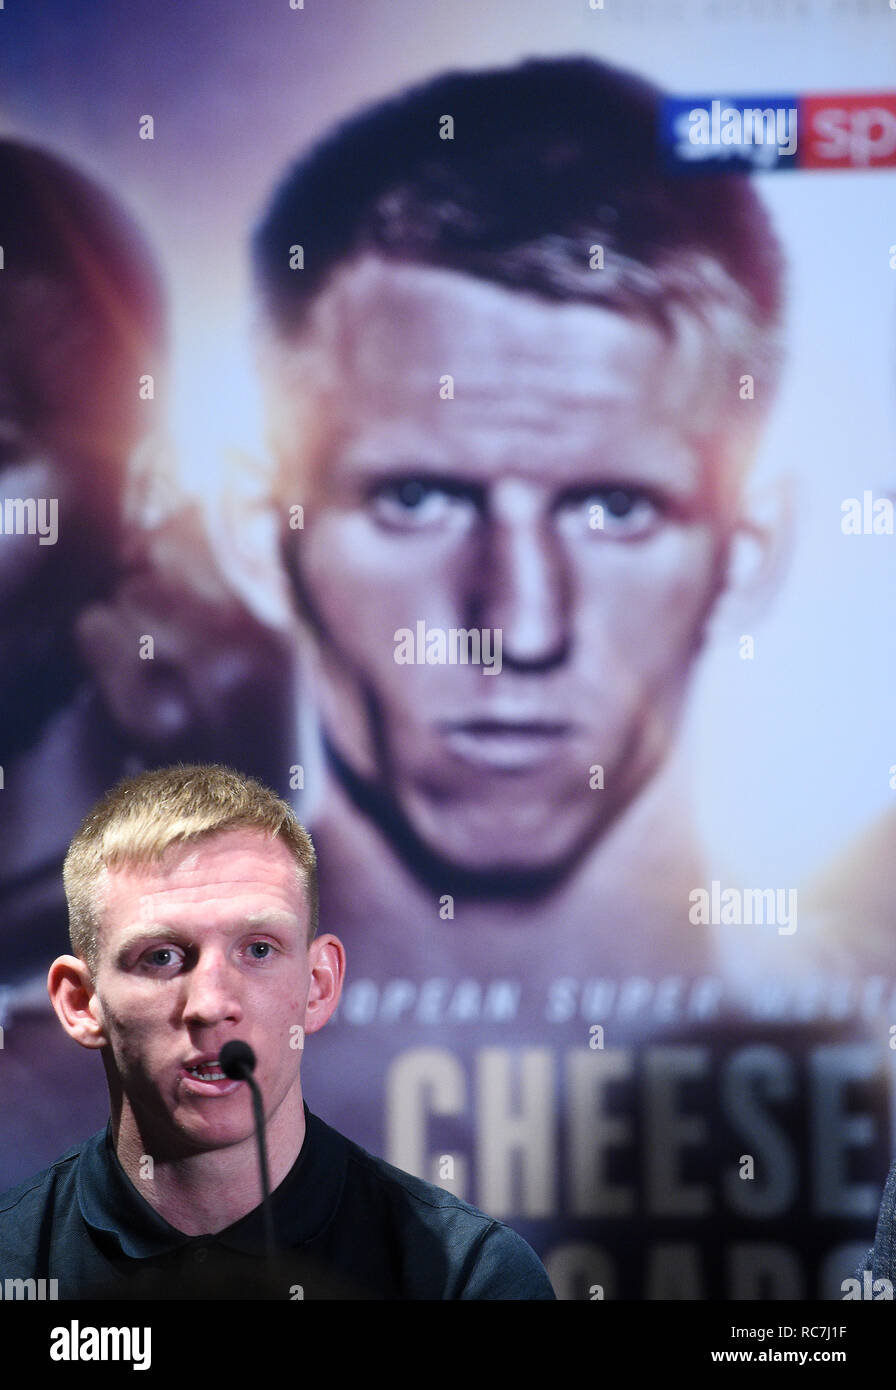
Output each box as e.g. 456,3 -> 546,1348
303,934 -> 347,1038
708,473 -> 795,637
47,955 -> 108,1050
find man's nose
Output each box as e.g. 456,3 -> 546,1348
181,953 -> 243,1027
472,483 -> 569,669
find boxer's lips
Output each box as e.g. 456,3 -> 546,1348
439,718 -> 573,770
180,1055 -> 240,1094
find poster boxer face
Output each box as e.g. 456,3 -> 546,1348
277,258 -> 738,881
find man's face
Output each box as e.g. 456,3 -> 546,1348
88,829 -> 318,1155
274,258 -> 741,879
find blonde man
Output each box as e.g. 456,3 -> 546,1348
0,764 -> 554,1300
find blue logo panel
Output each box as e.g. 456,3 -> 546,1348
661,95 -> 801,172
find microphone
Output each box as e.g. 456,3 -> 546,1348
219,1039 -> 276,1262
219,1038 -> 255,1081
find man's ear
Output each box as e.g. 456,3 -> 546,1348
708,473 -> 795,637
47,955 -> 107,1050
303,934 -> 346,1038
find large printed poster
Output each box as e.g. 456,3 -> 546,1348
2,0 -> 896,1301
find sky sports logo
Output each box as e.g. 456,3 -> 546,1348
662,93 -> 896,170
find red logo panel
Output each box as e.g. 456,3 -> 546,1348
802,94 -> 896,169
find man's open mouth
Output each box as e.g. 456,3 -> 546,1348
186,1061 -> 226,1081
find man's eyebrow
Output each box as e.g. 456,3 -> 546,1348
114,911 -> 301,954
340,449 -> 460,477
242,910 -> 302,931
114,925 -> 193,956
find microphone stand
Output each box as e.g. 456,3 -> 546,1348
219,1041 -> 277,1266
246,1072 -> 276,1263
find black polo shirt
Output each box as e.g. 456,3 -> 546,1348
0,1103 -> 555,1300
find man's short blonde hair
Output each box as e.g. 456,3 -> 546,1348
63,764 -> 318,977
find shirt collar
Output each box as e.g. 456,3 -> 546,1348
77,1102 -> 347,1260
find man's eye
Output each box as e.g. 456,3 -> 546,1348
246,941 -> 274,960
564,487 -> 661,538
368,479 -> 470,530
145,947 -> 179,969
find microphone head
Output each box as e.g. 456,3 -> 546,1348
219,1039 -> 256,1079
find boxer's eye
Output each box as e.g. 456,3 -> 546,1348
141,945 -> 185,972
368,477 -> 479,531
245,940 -> 276,962
557,485 -> 663,540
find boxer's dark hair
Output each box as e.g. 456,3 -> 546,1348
252,55 -> 783,380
